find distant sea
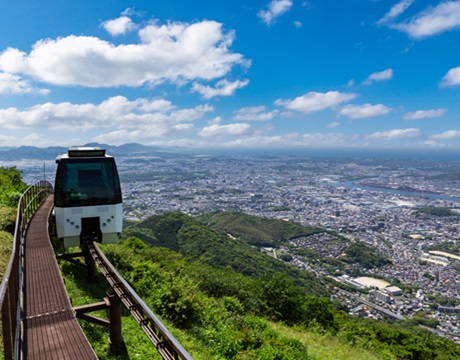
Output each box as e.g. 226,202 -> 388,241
185,148 -> 460,162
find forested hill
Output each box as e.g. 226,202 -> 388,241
198,211 -> 323,247
117,212 -> 460,359
121,211 -> 327,296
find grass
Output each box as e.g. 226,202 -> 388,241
59,253 -> 163,360
270,322 -> 387,360
0,231 -> 13,360
0,231 -> 13,280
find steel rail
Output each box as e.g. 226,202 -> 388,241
87,241 -> 194,360
0,180 -> 53,360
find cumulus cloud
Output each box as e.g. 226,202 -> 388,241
0,20 -> 247,88
377,0 -> 414,25
233,106 -> 279,121
0,96 -> 213,134
102,16 -> 136,36
441,66 -> 460,86
386,1 -> 460,39
275,91 -> 357,113
363,69 -> 393,85
367,128 -> 421,140
198,123 -> 252,137
338,103 -> 392,119
432,129 -> 460,139
258,0 -> 293,26
191,79 -> 249,99
0,72 -> 49,95
403,108 -> 447,119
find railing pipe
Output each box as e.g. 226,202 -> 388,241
89,242 -> 194,360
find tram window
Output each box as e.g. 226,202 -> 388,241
55,158 -> 121,207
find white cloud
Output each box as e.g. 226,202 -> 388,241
233,106 -> 279,121
390,1 -> 460,39
0,96 -> 213,133
327,122 -> 341,128
0,72 -> 49,95
275,91 -> 357,113
363,69 -> 393,85
198,123 -> 252,137
294,21 -> 303,28
191,79 -> 249,99
423,139 -> 446,148
367,128 -> 421,140
0,134 -> 16,143
221,132 -> 347,148
102,16 -> 136,36
441,66 -> 460,86
93,123 -> 195,144
432,129 -> 460,139
258,0 -> 293,26
403,108 -> 447,119
338,103 -> 392,119
0,20 -> 247,88
377,0 -> 414,25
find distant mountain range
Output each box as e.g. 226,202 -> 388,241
0,143 -> 176,161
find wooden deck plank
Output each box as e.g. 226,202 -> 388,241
22,195 -> 97,359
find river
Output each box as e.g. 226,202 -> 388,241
325,180 -> 460,204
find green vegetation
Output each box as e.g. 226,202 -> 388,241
0,166 -> 27,270
62,237 -> 460,359
428,241 -> 460,255
121,170 -> 209,183
429,171 -> 460,181
121,212 -> 326,296
0,167 -> 27,208
401,315 -> 439,330
415,207 -> 457,217
344,241 -> 392,268
199,211 -> 322,247
0,231 -> 13,280
0,167 -> 27,233
0,167 -> 27,358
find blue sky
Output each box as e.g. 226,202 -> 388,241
1,0 -> 460,152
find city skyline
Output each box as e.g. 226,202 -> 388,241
1,0 -> 460,151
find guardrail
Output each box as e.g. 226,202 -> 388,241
0,180 -> 53,360
88,241 -> 194,360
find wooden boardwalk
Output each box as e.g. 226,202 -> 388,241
22,195 -> 97,359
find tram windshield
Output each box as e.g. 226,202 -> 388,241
55,158 -> 122,207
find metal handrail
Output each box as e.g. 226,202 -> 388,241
0,180 -> 53,360
88,242 -> 194,360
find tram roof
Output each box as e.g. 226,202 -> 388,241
56,147 -> 111,163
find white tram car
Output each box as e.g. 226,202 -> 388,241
54,147 -> 122,248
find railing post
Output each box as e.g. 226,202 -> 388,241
107,288 -> 123,353
83,241 -> 97,282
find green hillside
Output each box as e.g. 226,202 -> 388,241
0,166 -> 27,273
114,212 -> 460,359
121,212 -> 327,296
199,210 -> 322,247
81,237 -> 460,360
